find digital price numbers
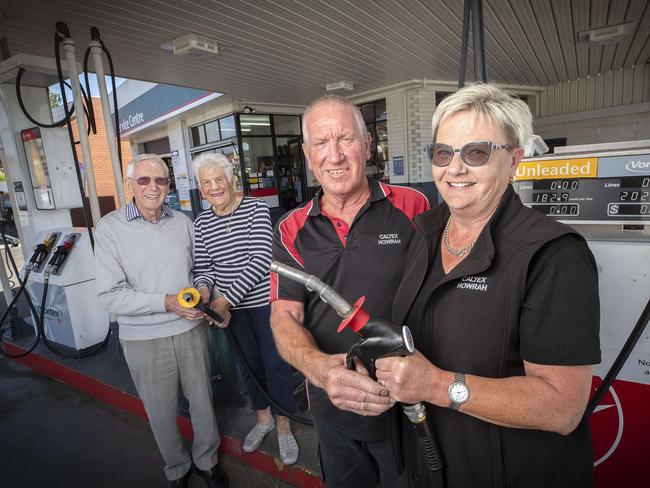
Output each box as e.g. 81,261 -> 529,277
515,174 -> 650,222
609,176 -> 650,216
528,180 -> 581,216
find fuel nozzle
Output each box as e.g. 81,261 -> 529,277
177,287 -> 224,323
271,261 -> 444,473
337,297 -> 415,380
26,233 -> 60,271
45,234 -> 76,276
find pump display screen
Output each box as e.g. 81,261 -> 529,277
513,154 -> 650,223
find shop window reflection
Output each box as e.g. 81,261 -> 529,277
357,99 -> 388,181
242,136 -> 278,207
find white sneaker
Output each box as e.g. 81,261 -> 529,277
278,431 -> 299,465
243,419 -> 275,452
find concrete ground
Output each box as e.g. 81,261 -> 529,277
0,358 -> 294,488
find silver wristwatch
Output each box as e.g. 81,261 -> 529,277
448,372 -> 469,410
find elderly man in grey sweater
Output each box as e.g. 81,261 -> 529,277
95,154 -> 228,488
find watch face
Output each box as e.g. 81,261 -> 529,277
449,383 -> 469,403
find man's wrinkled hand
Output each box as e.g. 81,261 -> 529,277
319,353 -> 394,416
164,294 -> 204,320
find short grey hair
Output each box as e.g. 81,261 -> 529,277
126,153 -> 169,179
191,152 -> 235,183
432,83 -> 533,148
302,94 -> 367,145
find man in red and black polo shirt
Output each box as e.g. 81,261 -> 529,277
270,95 -> 430,488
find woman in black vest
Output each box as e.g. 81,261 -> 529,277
375,83 -> 600,487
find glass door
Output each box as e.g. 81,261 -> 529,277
276,136 -> 306,209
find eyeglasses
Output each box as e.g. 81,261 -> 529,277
426,141 -> 513,167
133,176 -> 170,186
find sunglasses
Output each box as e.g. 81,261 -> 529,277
133,176 -> 170,186
426,141 -> 513,167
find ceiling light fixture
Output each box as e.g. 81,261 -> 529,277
578,22 -> 635,45
325,80 -> 355,92
160,33 -> 220,58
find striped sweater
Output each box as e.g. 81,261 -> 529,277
193,197 -> 272,309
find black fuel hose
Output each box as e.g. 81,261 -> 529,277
15,68 -> 74,128
586,296 -> 650,416
223,323 -> 312,426
54,22 -> 94,249
85,26 -> 123,173
178,290 -> 312,425
0,267 -> 41,358
0,220 -> 42,358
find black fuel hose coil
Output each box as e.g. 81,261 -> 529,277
178,288 -> 313,426
0,267 -> 41,359
0,219 -> 44,358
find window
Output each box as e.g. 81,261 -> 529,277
273,115 -> 300,135
242,136 -> 275,195
190,114 -> 238,148
357,99 -> 388,181
204,120 -> 220,143
219,115 -> 236,139
239,114 -> 271,136
190,125 -> 206,146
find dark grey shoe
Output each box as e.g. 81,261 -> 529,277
167,470 -> 191,488
195,463 -> 229,488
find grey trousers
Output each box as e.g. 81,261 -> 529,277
121,322 -> 220,480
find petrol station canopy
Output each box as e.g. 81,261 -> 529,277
1,0 -> 649,104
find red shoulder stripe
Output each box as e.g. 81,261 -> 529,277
381,182 -> 431,222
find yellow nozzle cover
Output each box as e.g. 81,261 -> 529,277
178,287 -> 201,309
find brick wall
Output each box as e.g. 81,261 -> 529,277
406,86 -> 436,184
69,97 -> 131,207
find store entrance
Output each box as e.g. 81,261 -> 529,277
276,137 -> 306,210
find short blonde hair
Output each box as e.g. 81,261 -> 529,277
432,83 -> 533,148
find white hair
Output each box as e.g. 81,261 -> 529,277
432,83 -> 533,148
191,152 -> 235,183
301,94 -> 367,145
126,154 -> 169,179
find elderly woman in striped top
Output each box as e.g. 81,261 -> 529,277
191,152 -> 299,466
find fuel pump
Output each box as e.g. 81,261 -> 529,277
270,261 -> 445,482
23,229 -> 109,358
0,23 -> 122,358
514,141 -> 650,485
